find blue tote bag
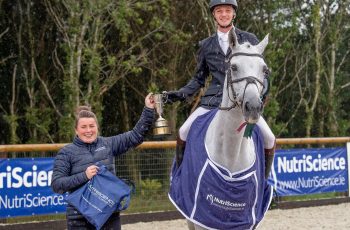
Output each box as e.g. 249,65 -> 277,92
65,164 -> 133,229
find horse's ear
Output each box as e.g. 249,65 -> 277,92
228,28 -> 238,50
256,34 -> 269,54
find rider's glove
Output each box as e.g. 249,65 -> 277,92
163,91 -> 186,104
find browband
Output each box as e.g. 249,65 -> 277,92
229,52 -> 264,59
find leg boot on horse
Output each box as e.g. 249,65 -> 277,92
176,135 -> 186,168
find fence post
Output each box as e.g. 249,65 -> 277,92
347,142 -> 350,197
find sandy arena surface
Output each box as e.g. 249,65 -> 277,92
122,202 -> 350,230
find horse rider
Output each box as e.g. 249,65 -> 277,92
163,0 -> 276,178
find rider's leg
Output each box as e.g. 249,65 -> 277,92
186,220 -> 195,230
176,107 -> 210,167
175,136 -> 186,167
264,141 -> 276,179
256,116 -> 276,179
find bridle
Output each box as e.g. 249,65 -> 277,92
218,52 -> 267,111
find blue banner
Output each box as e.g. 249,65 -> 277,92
0,158 -> 66,218
269,147 -> 349,196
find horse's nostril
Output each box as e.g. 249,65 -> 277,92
245,102 -> 250,112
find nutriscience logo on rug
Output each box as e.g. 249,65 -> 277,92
206,194 -> 246,211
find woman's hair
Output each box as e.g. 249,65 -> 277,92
74,106 -> 98,128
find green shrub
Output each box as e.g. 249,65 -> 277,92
140,178 -> 162,197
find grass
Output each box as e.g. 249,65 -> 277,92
126,195 -> 175,213
2,214 -> 66,224
277,192 -> 346,202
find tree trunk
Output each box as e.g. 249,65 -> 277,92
327,43 -> 338,135
9,65 -> 19,145
305,3 -> 322,137
121,80 -> 130,131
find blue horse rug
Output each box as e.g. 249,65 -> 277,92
169,109 -> 273,230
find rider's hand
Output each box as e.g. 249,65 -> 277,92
85,165 -> 99,179
163,91 -> 186,104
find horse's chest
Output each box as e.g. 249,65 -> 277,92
206,134 -> 256,173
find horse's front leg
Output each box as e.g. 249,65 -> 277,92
187,220 -> 195,230
187,220 -> 208,230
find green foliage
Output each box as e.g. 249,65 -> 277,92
140,178 -> 162,198
148,82 -> 160,94
58,116 -> 75,142
3,114 -> 19,144
25,107 -> 55,143
0,0 -> 349,144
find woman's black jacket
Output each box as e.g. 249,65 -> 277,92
51,107 -> 154,220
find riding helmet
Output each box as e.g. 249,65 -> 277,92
209,0 -> 238,12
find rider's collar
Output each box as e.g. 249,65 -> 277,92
217,25 -> 235,36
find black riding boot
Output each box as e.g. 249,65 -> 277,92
264,142 -> 276,179
176,136 -> 186,168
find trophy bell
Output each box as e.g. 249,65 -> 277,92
153,93 -> 171,136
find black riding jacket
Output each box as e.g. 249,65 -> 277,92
51,107 -> 154,220
179,28 -> 259,108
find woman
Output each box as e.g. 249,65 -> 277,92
51,93 -> 155,230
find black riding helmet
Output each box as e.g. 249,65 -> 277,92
209,0 -> 238,12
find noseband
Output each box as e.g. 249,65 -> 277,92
218,52 -> 266,111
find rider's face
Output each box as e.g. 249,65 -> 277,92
213,5 -> 235,28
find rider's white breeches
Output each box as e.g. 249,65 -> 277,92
178,107 -> 276,149
178,107 -> 210,141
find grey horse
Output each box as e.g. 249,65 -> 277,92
169,29 -> 273,230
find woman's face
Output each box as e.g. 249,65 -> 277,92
213,5 -> 235,28
75,118 -> 98,143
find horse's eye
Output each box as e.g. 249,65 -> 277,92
231,64 -> 238,72
263,66 -> 270,77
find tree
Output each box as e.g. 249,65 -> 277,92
0,0 -> 349,144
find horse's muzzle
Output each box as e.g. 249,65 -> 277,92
243,100 -> 263,124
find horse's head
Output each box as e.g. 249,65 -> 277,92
221,29 -> 270,124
